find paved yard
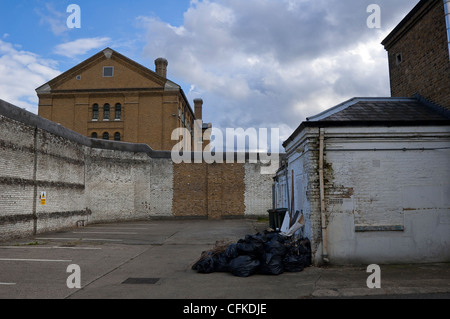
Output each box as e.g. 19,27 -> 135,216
0,219 -> 448,301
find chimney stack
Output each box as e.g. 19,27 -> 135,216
194,98 -> 203,120
155,58 -> 168,78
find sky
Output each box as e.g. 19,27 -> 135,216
0,0 -> 420,149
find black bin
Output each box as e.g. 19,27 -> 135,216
268,208 -> 288,232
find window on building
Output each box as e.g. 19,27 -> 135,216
395,53 -> 403,65
103,66 -> 114,77
92,104 -> 99,120
91,132 -> 98,139
115,103 -> 122,120
104,104 -> 110,120
103,132 -> 109,140
114,132 -> 121,141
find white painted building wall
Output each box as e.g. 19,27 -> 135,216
323,125 -> 450,264
244,162 -> 275,216
281,125 -> 450,265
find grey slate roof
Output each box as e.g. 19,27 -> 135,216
283,94 -> 450,148
307,96 -> 450,122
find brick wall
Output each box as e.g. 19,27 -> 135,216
244,163 -> 274,216
0,99 -> 274,241
280,125 -> 450,265
173,162 -> 208,217
321,126 -> 450,264
172,161 -> 273,219
287,134 -> 323,264
384,0 -> 450,109
0,111 -> 89,240
85,148 -> 152,223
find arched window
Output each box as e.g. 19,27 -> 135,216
103,104 -> 110,120
91,132 -> 98,139
114,132 -> 121,141
103,132 -> 109,140
92,104 -> 99,120
115,103 -> 122,120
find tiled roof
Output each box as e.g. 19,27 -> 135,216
283,95 -> 450,148
306,96 -> 450,122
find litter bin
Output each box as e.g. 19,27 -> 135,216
267,209 -> 276,230
268,208 -> 287,232
275,208 -> 288,231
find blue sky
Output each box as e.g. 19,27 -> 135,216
1,1 -> 189,68
0,0 -> 420,146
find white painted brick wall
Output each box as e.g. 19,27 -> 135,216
85,148 -> 152,223
244,163 -> 274,216
0,184 -> 34,215
148,158 -> 174,217
324,126 -> 450,228
282,125 -> 450,264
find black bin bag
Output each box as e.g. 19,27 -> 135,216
192,253 -> 216,274
214,253 -> 230,272
236,235 -> 265,257
283,254 -> 308,272
259,253 -> 284,275
264,237 -> 287,256
229,255 -> 261,277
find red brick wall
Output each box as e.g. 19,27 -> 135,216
172,162 -> 245,219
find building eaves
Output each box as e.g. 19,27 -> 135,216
282,95 -> 450,148
36,47 -> 167,93
381,0 -> 439,49
305,97 -> 419,121
34,47 -> 198,120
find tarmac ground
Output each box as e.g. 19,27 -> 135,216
0,218 -> 449,301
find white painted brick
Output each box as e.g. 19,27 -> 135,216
244,163 -> 274,216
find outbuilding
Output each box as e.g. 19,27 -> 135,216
275,95 -> 450,265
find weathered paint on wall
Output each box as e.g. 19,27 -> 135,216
279,126 -> 450,265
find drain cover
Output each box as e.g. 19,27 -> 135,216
122,278 -> 160,285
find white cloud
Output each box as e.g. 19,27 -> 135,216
35,3 -> 68,36
0,40 -> 60,113
54,37 -> 111,58
140,0 -> 415,144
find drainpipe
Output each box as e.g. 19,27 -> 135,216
319,128 -> 329,263
284,162 -> 290,213
444,0 -> 450,59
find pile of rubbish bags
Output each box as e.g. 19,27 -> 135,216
192,232 -> 311,277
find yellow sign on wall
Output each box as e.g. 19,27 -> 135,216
40,192 -> 46,206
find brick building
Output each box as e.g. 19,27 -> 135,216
382,0 -> 450,109
36,48 -> 211,151
276,0 -> 450,265
278,96 -> 450,265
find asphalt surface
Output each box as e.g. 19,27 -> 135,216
0,219 -> 449,300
